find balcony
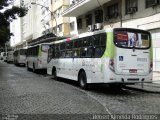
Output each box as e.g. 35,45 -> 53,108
62,0 -> 111,17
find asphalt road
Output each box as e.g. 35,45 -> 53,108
0,60 -> 160,119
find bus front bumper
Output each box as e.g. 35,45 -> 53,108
106,72 -> 153,84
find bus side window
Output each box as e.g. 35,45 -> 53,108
81,47 -> 93,58
55,51 -> 60,58
93,34 -> 100,46
82,37 -> 91,47
73,48 -> 80,58
65,50 -> 72,58
60,43 -> 65,50
94,47 -> 105,58
59,51 -> 65,58
100,33 -> 107,46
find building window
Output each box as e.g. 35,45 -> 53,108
107,4 -> 119,19
125,0 -> 138,14
146,0 -> 160,8
77,18 -> 82,29
85,14 -> 92,27
70,22 -> 75,31
95,10 -> 103,23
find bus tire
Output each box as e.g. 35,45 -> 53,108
78,71 -> 88,90
52,68 -> 57,80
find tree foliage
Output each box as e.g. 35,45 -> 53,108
0,0 -> 28,47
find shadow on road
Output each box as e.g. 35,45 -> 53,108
52,77 -> 132,95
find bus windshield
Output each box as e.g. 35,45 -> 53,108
42,44 -> 50,53
20,49 -> 26,55
114,30 -> 151,49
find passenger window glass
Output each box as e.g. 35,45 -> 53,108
73,48 -> 80,58
94,47 -> 105,58
65,50 -> 72,58
81,47 -> 93,58
59,51 -> 65,58
100,33 -> 106,46
60,43 -> 65,50
93,34 -> 100,46
66,41 -> 73,49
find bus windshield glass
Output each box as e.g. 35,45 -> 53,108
114,30 -> 150,49
42,44 -> 50,53
20,49 -> 26,55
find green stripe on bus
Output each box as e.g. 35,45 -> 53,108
102,32 -> 115,58
150,43 -> 153,62
38,46 -> 42,56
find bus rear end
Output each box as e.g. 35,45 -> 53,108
38,44 -> 50,69
111,28 -> 152,84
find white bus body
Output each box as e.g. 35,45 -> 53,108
13,49 -> 27,65
47,28 -> 153,89
7,51 -> 14,63
26,43 -> 50,72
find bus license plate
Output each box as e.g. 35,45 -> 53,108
129,69 -> 137,73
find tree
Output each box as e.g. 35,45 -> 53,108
0,0 -> 28,47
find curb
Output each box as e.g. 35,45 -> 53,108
124,85 -> 160,94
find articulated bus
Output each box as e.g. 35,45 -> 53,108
47,28 -> 153,89
26,43 -> 50,72
13,48 -> 27,65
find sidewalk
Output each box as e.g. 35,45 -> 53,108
126,71 -> 160,93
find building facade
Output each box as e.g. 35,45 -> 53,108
62,0 -> 160,71
10,0 -> 78,48
10,0 -> 23,48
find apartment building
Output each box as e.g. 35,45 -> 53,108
10,0 -> 78,48
10,0 -> 23,48
62,0 -> 160,71
10,0 -> 40,49
50,0 -> 78,36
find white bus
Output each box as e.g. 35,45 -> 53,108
26,43 -> 50,72
13,49 -> 27,66
47,28 -> 153,89
7,51 -> 14,63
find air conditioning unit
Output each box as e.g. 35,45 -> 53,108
94,23 -> 103,30
127,7 -> 137,14
88,25 -> 94,32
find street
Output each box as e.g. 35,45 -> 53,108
0,60 -> 160,118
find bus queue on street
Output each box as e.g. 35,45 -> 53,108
1,27 -> 153,89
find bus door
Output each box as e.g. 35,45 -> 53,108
114,29 -> 151,76
41,44 -> 50,67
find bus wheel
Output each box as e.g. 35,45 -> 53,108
79,71 -> 88,90
52,69 -> 57,80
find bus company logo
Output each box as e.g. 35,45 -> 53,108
119,56 -> 123,61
